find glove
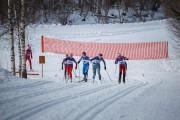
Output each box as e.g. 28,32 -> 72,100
115,61 -> 117,64
75,66 -> 77,69
90,59 -> 93,61
104,66 -> 106,70
61,67 -> 63,70
78,61 -> 80,64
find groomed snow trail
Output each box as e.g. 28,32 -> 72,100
0,20 -> 180,120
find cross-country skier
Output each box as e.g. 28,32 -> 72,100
62,54 -> 68,79
90,53 -> 106,81
26,44 -> 33,70
78,52 -> 90,82
64,53 -> 77,82
115,53 -> 129,84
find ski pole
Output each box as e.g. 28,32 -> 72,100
78,64 -> 80,81
114,64 -> 117,79
62,69 -> 65,83
73,69 -> 77,77
101,76 -> 105,80
62,67 -> 66,83
105,70 -> 113,82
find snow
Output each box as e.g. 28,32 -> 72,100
0,20 -> 180,120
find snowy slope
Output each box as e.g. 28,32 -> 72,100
0,20 -> 180,120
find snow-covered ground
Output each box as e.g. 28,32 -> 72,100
0,20 -> 180,120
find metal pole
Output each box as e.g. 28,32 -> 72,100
114,64 -> 117,79
42,64 -> 43,78
106,70 -> 113,82
78,64 -> 80,81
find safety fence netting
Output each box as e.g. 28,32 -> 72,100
41,36 -> 168,60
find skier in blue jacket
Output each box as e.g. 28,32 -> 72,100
78,52 -> 90,82
90,53 -> 106,81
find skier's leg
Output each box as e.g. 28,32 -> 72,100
123,66 -> 126,83
29,59 -> 32,69
67,66 -> 71,80
64,69 -> 66,79
125,64 -> 127,77
119,65 -> 122,84
119,72 -> 122,84
65,66 -> 69,79
83,65 -> 86,80
27,58 -> 30,69
82,73 -> 86,80
84,65 -> 89,82
92,65 -> 96,79
97,65 -> 101,80
85,65 -> 89,81
123,73 -> 126,83
69,66 -> 73,82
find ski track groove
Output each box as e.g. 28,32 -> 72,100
0,81 -> 52,93
73,82 -> 147,120
4,84 -> 114,120
0,84 -> 79,104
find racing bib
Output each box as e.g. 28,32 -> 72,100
93,60 -> 101,64
83,60 -> 89,64
67,60 -> 73,64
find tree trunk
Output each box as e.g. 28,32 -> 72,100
89,0 -> 93,12
98,0 -> 102,14
104,0 -> 109,24
14,1 -> 22,77
20,0 -> 27,78
8,0 -> 15,75
79,0 -> 82,8
18,28 -> 22,77
80,0 -> 84,16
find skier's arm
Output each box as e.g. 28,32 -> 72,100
61,59 -> 65,69
125,57 -> 129,60
73,58 -> 77,69
88,57 -> 90,65
25,50 -> 28,58
115,58 -> 118,64
31,51 -> 33,59
90,57 -> 95,61
78,57 -> 82,64
102,58 -> 106,70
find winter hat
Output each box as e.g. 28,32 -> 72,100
69,53 -> 73,57
99,53 -> 103,56
82,52 -> 86,56
27,44 -> 31,49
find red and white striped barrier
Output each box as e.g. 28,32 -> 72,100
41,36 -> 168,60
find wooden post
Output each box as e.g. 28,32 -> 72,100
39,56 -> 45,78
